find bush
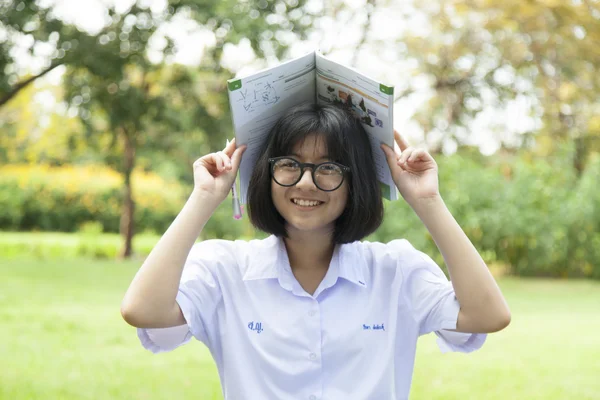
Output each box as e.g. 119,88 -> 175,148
369,147 -> 600,280
2,150 -> 599,279
0,164 -> 187,234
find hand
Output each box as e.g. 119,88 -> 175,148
192,138 -> 246,202
381,130 -> 439,206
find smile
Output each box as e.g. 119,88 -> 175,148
291,198 -> 324,207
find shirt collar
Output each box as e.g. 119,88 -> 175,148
242,235 -> 368,289
242,235 -> 281,281
337,241 -> 368,288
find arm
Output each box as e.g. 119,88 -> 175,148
120,140 -> 246,329
412,196 -> 510,333
120,191 -> 220,329
382,131 -> 510,334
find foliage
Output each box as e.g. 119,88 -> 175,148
0,81 -> 87,165
369,146 -> 600,279
1,0 -> 319,256
1,147 -> 599,279
0,0 -> 71,105
2,1 -> 600,274
391,0 -> 600,167
0,164 -> 186,234
0,163 -> 253,242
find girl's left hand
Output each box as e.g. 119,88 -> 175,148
381,130 -> 440,206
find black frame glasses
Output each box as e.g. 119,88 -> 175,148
269,156 -> 350,192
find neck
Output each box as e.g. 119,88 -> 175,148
283,228 -> 336,271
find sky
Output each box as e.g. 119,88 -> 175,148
16,0 -> 536,155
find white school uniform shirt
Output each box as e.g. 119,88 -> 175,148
138,235 -> 486,400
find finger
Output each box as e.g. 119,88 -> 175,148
398,147 -> 414,164
380,142 -> 394,158
195,154 -> 218,175
393,139 -> 402,156
231,145 -> 247,171
394,130 -> 409,152
224,137 -> 237,157
213,152 -> 225,171
193,157 -> 204,170
380,143 -> 399,166
408,149 -> 425,163
218,151 -> 232,170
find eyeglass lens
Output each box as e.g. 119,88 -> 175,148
272,158 -> 344,191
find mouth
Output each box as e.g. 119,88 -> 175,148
291,198 -> 324,209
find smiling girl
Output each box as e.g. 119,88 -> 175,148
121,103 -> 510,399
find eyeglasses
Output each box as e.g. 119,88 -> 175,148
269,157 -> 350,192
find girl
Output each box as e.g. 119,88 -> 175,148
121,103 -> 510,399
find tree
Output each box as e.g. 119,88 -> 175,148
0,0 -> 96,108
60,0 -> 317,257
337,0 -> 600,166
471,0 -> 600,173
0,79 -> 86,164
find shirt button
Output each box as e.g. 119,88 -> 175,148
309,395 -> 317,400
308,310 -> 316,316
309,352 -> 317,360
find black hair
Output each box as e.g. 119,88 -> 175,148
247,102 -> 384,244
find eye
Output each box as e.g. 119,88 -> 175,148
275,159 -> 299,169
317,163 -> 343,175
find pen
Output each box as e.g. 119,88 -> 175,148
226,139 -> 243,220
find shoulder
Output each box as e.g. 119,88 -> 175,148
189,235 -> 273,259
185,235 -> 279,277
357,239 -> 443,279
357,239 -> 427,268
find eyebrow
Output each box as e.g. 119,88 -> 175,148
289,153 -> 331,162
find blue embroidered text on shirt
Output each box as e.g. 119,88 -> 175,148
363,323 -> 385,331
248,321 -> 263,334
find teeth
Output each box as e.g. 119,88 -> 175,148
293,199 -> 322,207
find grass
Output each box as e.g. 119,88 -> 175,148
0,231 -> 160,259
1,257 -> 599,400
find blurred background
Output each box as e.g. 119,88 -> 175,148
1,0 -> 599,399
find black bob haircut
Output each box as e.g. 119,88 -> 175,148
247,102 -> 384,244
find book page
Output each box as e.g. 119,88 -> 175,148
315,53 -> 398,201
228,52 -> 316,203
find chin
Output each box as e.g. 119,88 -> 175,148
286,221 -> 336,236
279,205 -> 339,234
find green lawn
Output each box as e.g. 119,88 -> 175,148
1,257 -> 599,400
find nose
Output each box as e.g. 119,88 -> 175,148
295,168 -> 318,190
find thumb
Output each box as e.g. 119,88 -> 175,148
380,143 -> 397,167
231,145 -> 247,171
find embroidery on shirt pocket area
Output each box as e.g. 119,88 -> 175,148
362,323 -> 386,331
247,321 -> 264,334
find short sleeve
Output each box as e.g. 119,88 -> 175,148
435,329 -> 486,353
137,240 -> 229,353
137,323 -> 193,354
394,239 -> 486,353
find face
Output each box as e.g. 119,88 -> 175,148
271,134 -> 349,238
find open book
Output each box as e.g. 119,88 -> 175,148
227,51 -> 398,203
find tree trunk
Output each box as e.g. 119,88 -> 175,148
573,136 -> 585,178
119,129 -> 136,258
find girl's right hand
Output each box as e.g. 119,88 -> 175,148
192,138 -> 247,202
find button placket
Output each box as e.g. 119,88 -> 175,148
306,298 -> 322,400
308,301 -> 320,361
